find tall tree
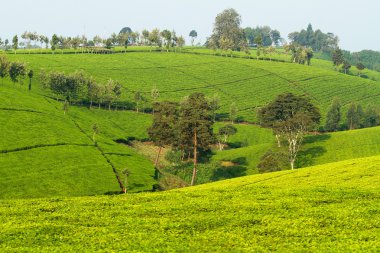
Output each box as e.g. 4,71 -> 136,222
217,124 -> 237,150
148,101 -> 179,170
27,69 -> 34,91
325,98 -> 341,132
346,103 -> 363,130
189,30 -> 198,46
229,102 -> 238,124
364,104 -> 380,127
0,55 -> 10,85
9,62 -> 27,85
179,93 -> 214,186
141,29 -> 150,45
160,30 -> 172,52
209,8 -> 245,51
356,63 -> 365,77
176,36 -> 185,51
148,28 -> 161,51
50,34 -> 59,53
259,93 -> 321,170
12,35 -> 18,53
332,47 -> 344,70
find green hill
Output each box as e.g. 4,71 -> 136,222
2,50 -> 380,198
212,123 -> 380,173
0,84 -> 155,199
7,51 -> 380,122
1,156 -> 379,252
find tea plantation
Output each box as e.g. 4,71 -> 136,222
2,51 -> 380,198
0,156 -> 379,252
7,51 -> 380,122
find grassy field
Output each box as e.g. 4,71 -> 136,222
0,155 -> 379,252
2,50 -> 380,198
7,51 -> 380,123
0,83 -> 155,198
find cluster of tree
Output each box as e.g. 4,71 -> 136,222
148,93 -> 238,186
0,54 -> 33,89
340,50 -> 380,73
325,98 -> 380,132
1,27 -> 187,53
284,43 -> 314,65
244,26 -> 282,47
331,47 -> 366,76
148,93 -> 214,186
288,24 -> 339,53
41,71 -> 122,114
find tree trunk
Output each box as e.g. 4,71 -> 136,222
90,99 -> 93,109
108,102 -> 111,111
218,140 -> 223,151
275,134 -> 281,147
154,146 -> 162,169
191,131 -> 197,186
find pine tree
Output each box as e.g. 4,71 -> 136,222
325,98 -> 341,132
178,93 -> 214,185
148,101 -> 179,173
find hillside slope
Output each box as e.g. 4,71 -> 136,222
1,156 -> 379,252
0,83 -> 155,199
8,52 -> 380,122
212,123 -> 380,172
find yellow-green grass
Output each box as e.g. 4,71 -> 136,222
212,123 -> 380,172
0,156 -> 379,252
298,126 -> 380,167
0,82 -> 155,198
8,52 -> 380,123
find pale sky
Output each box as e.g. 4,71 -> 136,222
0,0 -> 379,52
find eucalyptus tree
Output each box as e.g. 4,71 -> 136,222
27,70 -> 34,91
160,30 -> 172,52
209,9 -> 245,51
0,55 -> 10,85
50,34 -> 59,53
148,101 -> 179,170
259,93 -> 321,170
189,30 -> 197,46
142,29 -> 149,45
9,62 -> 27,85
12,35 -> 18,53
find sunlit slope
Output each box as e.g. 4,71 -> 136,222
8,52 -> 380,122
1,156 -> 379,252
0,83 -> 155,199
298,126 -> 380,167
211,123 -> 380,172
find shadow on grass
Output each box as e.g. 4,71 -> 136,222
297,146 -> 327,168
212,157 -> 248,181
303,134 -> 331,144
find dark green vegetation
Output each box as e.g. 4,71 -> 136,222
1,156 -> 379,252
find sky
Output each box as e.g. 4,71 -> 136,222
0,0 -> 379,52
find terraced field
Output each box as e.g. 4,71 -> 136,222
0,84 -> 155,198
1,156 -> 379,252
8,52 -> 380,122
